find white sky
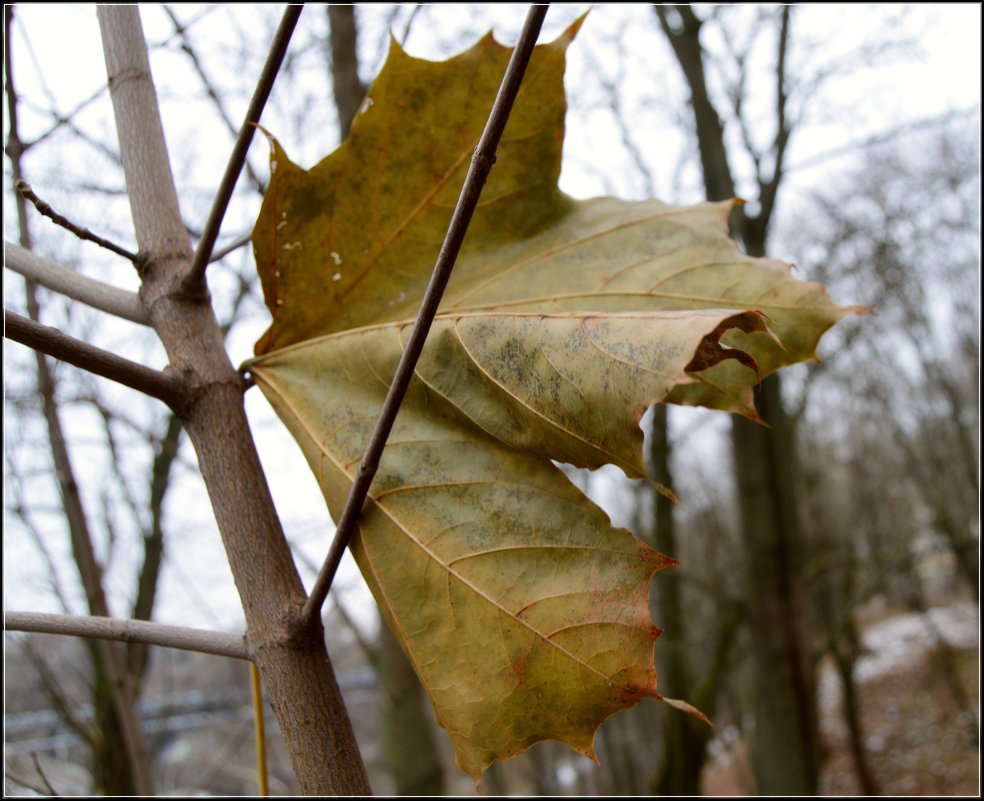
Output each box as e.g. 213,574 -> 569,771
3,4 -> 981,634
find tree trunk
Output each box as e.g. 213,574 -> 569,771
377,623 -> 445,795
97,7 -> 370,793
730,374 -> 819,794
655,6 -> 821,791
647,405 -> 712,795
5,7 -> 154,792
327,5 -> 366,134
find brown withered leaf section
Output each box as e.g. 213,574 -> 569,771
248,19 -> 856,782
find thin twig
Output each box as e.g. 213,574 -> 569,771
300,4 -> 551,631
162,5 -> 266,192
3,767 -> 53,797
5,611 -> 249,661
209,231 -> 252,263
4,310 -> 186,410
4,242 -> 148,325
14,179 -> 139,262
400,4 -> 422,46
30,754 -> 59,797
183,5 -> 302,292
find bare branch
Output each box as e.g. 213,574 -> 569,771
209,231 -> 252,263
400,4 -> 422,46
5,611 -> 249,661
182,5 -> 303,293
329,593 -> 379,669
4,242 -> 148,325
655,5 -> 740,206
130,412 -> 183,679
8,8 -> 155,792
161,5 -> 266,193
4,765 -> 56,797
4,310 -> 186,409
98,7 -> 370,790
301,4 -> 552,629
15,180 -> 139,262
21,638 -> 97,745
757,5 -> 792,229
31,755 -> 60,797
21,84 -> 107,154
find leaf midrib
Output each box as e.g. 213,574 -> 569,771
254,369 -> 621,686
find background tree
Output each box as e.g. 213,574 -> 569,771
5,5 -> 978,796
654,5 -> 821,792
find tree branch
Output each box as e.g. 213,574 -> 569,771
301,3 -> 552,629
757,5 -> 792,229
182,5 -> 302,293
4,242 -> 148,325
98,7 -> 370,791
15,179 -> 139,262
161,5 -> 266,193
4,310 -> 186,409
22,637 -> 98,746
208,231 -> 251,263
5,611 -> 249,661
654,5 -> 740,204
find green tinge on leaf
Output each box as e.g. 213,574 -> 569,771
248,17 -> 860,782
250,309 -> 764,779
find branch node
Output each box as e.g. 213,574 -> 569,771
238,364 -> 256,391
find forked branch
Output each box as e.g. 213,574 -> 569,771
182,5 -> 303,292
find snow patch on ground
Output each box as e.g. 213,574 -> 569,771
820,601 -> 979,708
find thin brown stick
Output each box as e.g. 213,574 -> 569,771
30,755 -> 59,797
300,4 -> 551,630
5,611 -> 248,660
4,766 -> 54,797
182,5 -> 302,292
4,310 -> 186,410
14,179 -> 139,262
250,662 -> 270,795
209,231 -> 251,263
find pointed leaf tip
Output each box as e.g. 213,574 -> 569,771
249,11 -> 860,781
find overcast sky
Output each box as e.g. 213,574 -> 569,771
3,4 -> 981,633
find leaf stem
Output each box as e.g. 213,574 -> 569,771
300,3 -> 551,631
182,5 -> 303,293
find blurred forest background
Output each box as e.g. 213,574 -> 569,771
3,4 -> 979,796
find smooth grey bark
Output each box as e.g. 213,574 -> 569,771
97,7 -> 371,794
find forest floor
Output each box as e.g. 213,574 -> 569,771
703,601 -> 980,796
